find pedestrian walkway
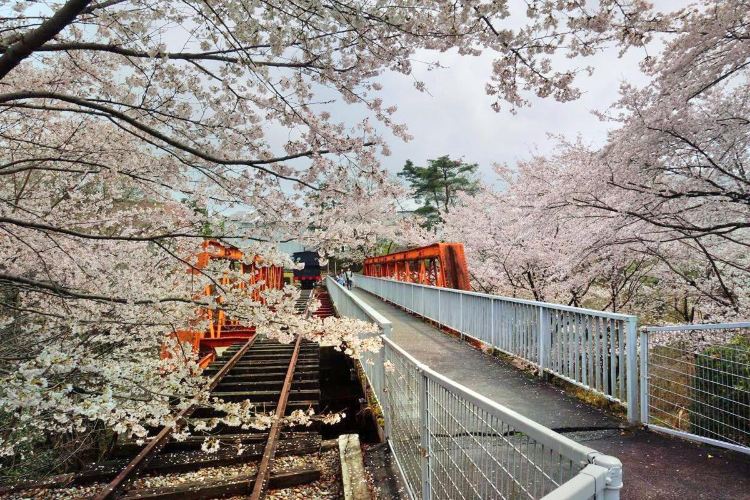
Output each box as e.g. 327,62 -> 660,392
351,288 -> 750,500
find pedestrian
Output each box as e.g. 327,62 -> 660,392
345,267 -> 353,290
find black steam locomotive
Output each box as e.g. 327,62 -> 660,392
292,251 -> 322,289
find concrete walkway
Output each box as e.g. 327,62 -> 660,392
352,288 -> 750,500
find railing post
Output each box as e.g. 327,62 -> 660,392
538,306 -> 549,378
437,289 -> 441,326
590,453 -> 623,500
639,329 -> 649,426
626,316 -> 638,423
419,369 -> 432,500
380,340 -> 391,441
382,322 -> 392,338
490,298 -> 495,347
459,292 -> 464,341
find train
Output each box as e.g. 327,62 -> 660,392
292,250 -> 322,289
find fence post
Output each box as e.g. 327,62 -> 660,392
437,289 -> 441,326
639,329 -> 649,425
538,306 -> 549,378
380,340 -> 391,441
626,316 -> 638,423
459,292 -> 464,341
419,369 -> 431,500
490,298 -> 495,348
590,453 -> 623,500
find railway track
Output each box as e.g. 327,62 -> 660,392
0,288 -> 331,499
84,288 -> 322,499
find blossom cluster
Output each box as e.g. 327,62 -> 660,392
439,1 -> 749,323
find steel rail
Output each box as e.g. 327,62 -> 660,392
249,334 -> 303,500
94,335 -> 258,500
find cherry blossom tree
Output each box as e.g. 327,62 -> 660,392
443,136 -> 747,322
442,0 -> 749,321
441,158 -> 606,306
0,0 -> 705,476
566,1 -> 750,319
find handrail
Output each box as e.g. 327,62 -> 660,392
645,321 -> 750,332
325,277 -> 392,335
326,276 -> 623,499
358,275 -> 636,321
383,335 -> 597,465
325,276 -> 390,415
354,274 -> 640,422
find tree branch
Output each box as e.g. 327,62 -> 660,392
0,0 -> 92,80
0,272 -> 199,305
0,216 -> 279,243
0,91 -> 376,190
36,42 -> 325,68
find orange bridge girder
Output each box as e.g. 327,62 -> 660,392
363,243 -> 470,290
165,240 -> 284,367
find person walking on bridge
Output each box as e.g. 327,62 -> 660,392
344,268 -> 353,290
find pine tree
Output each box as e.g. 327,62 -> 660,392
398,156 -> 479,228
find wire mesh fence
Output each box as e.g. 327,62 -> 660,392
326,277 -> 390,407
641,323 -> 750,454
383,340 -> 425,499
327,277 -> 623,499
383,337 -> 619,499
423,369 -> 581,499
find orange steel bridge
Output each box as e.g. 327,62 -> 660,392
168,241 -> 469,369
169,240 -> 284,368
363,242 -> 470,290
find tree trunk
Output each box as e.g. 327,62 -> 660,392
0,0 -> 93,79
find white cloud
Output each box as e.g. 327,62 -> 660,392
360,0 -> 689,183
372,43 -> 655,184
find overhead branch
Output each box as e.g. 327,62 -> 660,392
0,0 -> 92,80
0,216 -> 299,244
0,91 -> 374,190
0,272 -> 199,305
36,42 -> 325,68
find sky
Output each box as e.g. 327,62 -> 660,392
263,39 -> 663,192
372,46 -> 653,183
351,0 -> 689,185
149,0 -> 687,192
140,0 -> 691,193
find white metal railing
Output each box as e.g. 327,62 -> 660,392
326,276 -> 391,409
354,275 -> 639,422
326,277 -> 623,500
640,322 -> 750,455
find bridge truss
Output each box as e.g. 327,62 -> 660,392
363,242 -> 471,290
